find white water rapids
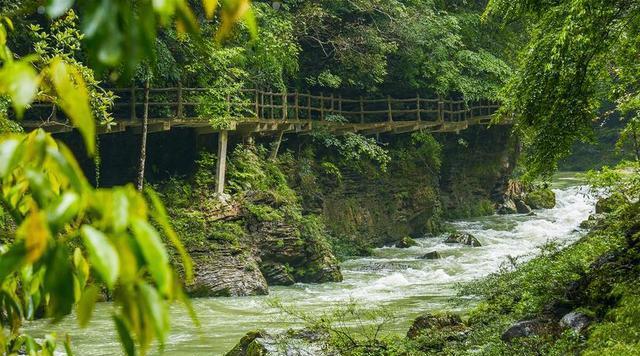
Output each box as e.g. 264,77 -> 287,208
27,173 -> 596,355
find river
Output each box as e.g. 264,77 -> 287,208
26,173 -> 595,355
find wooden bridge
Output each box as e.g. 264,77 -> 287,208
22,87 -> 501,136
22,87 -> 503,193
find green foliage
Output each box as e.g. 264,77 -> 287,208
485,0 -> 640,179
311,131 -> 390,171
583,161 -> 640,200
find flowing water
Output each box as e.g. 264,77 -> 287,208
26,173 -> 595,355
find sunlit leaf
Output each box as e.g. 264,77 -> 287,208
46,0 -> 76,18
80,225 -> 120,289
131,219 -> 171,295
16,210 -> 50,263
47,192 -> 81,233
77,285 -> 100,327
138,282 -> 169,347
47,58 -> 95,155
0,138 -> 22,178
0,61 -> 39,117
202,0 -> 219,19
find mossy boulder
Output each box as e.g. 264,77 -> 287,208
419,251 -> 442,259
444,232 -> 481,247
525,188 -> 556,209
225,329 -> 338,356
595,192 -> 628,214
396,236 -> 418,248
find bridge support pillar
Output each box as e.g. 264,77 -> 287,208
216,130 -> 228,195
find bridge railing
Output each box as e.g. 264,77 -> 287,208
25,87 -> 500,125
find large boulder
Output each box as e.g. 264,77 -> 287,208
187,247 -> 269,297
225,329 -> 339,356
525,188 -> 556,210
501,319 -> 549,342
595,192 -> 628,214
444,232 -> 481,247
579,213 -> 607,230
407,313 -> 465,339
559,311 -> 591,333
497,199 -> 518,215
396,236 -> 418,248
418,251 -> 442,259
514,199 -> 532,214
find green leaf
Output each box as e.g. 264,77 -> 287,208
80,225 -> 120,289
47,192 -> 81,233
64,334 -> 74,356
138,281 -> 169,347
76,284 -> 100,327
0,137 -> 22,178
202,0 -> 219,18
145,187 -> 193,283
131,218 -> 171,294
0,61 -> 39,117
43,243 -> 75,321
113,314 -> 136,356
48,58 -> 95,155
0,240 -> 27,283
46,0 -> 76,18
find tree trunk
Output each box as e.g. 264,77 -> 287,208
136,81 -> 150,191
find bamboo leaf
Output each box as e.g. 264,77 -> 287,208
138,281 -> 169,348
80,225 -> 120,289
113,314 -> 136,356
202,0 -> 219,19
17,210 -> 50,263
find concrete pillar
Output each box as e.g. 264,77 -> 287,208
216,130 -> 228,194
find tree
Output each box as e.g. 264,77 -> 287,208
0,1 -> 254,354
484,0 -> 640,178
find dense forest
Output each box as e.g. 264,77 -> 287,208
0,0 -> 639,355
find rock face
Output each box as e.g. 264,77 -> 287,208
407,313 -> 464,339
497,199 -> 518,215
595,192 -> 627,214
187,246 -> 269,297
514,199 -> 532,214
396,236 -> 418,248
225,329 -> 339,356
559,311 -> 591,333
419,251 -> 442,259
524,188 -> 556,209
501,319 -> 548,342
444,232 -> 481,247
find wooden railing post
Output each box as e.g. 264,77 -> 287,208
330,93 -> 335,116
307,92 -> 312,119
254,89 -> 260,119
320,92 -> 325,120
416,94 -> 421,121
387,95 -> 393,122
282,91 -> 287,120
270,93 -> 274,120
260,91 -> 265,119
359,96 -> 364,123
176,81 -> 183,119
338,94 -> 342,116
130,85 -> 137,120
294,91 -> 299,120
437,95 -> 444,122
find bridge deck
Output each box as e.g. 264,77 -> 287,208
21,88 -> 501,136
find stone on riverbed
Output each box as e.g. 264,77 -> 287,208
418,251 -> 442,259
559,311 -> 591,333
396,236 -> 418,248
514,199 -> 532,214
225,329 -> 339,356
501,319 -> 549,342
444,232 -> 481,247
497,199 -> 518,215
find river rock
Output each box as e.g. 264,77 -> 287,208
259,262 -> 295,286
514,199 -> 532,214
407,313 -> 464,339
396,236 -> 418,248
595,192 -> 628,214
501,319 -> 548,342
225,329 -> 339,356
444,232 -> 481,247
418,251 -> 442,259
579,213 -> 606,230
524,188 -> 556,209
497,199 -> 518,214
187,247 -> 269,297
559,311 -> 591,333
